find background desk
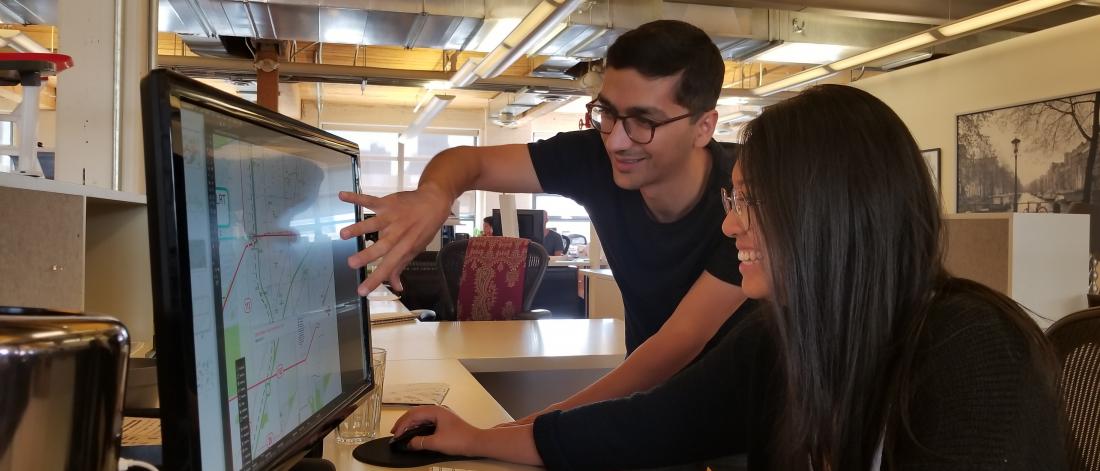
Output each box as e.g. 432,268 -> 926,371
323,297 -> 626,470
579,269 -> 625,321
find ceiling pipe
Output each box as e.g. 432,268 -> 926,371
156,55 -> 585,92
474,0 -> 586,79
0,30 -> 48,53
399,94 -> 454,142
750,0 -> 1081,96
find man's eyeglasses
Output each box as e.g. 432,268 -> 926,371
585,101 -> 693,145
721,187 -> 755,229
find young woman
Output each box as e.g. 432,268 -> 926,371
390,85 -> 1068,470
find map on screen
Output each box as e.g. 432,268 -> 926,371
211,136 -> 344,464
178,100 -> 365,471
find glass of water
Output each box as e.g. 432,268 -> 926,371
335,347 -> 386,444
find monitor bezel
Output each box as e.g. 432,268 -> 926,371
491,208 -> 546,244
142,68 -> 374,470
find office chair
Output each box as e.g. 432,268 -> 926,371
396,251 -> 444,321
1046,306 -> 1100,471
561,234 -> 571,254
437,237 -> 551,321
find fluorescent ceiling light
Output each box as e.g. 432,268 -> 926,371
449,59 -> 480,88
322,27 -> 363,45
751,42 -> 862,65
878,51 -> 933,70
717,96 -> 750,106
939,0 -> 1077,36
752,67 -> 836,96
425,80 -> 452,90
717,110 -> 760,124
743,0 -> 1077,99
830,33 -> 936,71
528,21 -> 569,55
400,95 -> 454,142
469,18 -> 521,52
474,0 -> 585,79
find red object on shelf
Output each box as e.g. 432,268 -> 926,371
0,52 -> 73,85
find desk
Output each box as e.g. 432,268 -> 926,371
579,269 -> 625,320
322,297 -> 627,470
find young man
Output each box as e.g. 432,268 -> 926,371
338,20 -> 749,419
541,212 -> 566,256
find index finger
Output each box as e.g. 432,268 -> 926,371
339,191 -> 382,209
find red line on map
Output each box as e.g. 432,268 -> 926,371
220,231 -> 299,311
228,324 -> 319,403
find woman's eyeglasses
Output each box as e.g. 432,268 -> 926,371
721,187 -> 755,229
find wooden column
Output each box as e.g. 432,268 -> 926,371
254,41 -> 279,111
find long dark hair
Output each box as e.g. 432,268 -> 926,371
736,84 -> 1057,469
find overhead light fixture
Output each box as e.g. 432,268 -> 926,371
752,68 -> 837,96
474,0 -> 585,80
717,109 -> 761,124
717,96 -> 751,106
469,18 -> 522,52
748,0 -> 1078,98
400,94 -> 454,143
749,41 -> 863,65
939,0 -> 1077,36
877,51 -> 934,70
449,59 -> 480,88
829,33 -> 936,71
424,80 -> 453,90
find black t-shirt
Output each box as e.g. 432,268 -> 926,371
543,229 -> 566,255
529,129 -> 744,352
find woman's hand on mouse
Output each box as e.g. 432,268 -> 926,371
392,405 -> 545,466
391,405 -> 478,456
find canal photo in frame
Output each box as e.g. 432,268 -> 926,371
957,91 -> 1100,214
956,90 -> 1100,249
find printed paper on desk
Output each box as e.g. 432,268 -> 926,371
370,310 -> 418,325
383,383 -> 450,406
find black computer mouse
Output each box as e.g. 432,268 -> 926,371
388,422 -> 437,452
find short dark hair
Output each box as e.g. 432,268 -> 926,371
605,20 -> 724,117
482,216 -> 493,224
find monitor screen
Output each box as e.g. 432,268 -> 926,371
143,70 -> 374,471
491,209 -> 545,245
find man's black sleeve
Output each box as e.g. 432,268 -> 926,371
528,129 -> 605,205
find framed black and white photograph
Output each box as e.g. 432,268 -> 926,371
921,148 -> 940,191
957,91 -> 1099,213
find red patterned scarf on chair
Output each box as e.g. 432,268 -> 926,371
456,237 -> 529,321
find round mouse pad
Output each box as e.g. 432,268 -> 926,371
352,436 -> 480,468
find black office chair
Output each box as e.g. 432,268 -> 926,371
437,238 -> 551,321
561,234 -> 571,254
1046,306 -> 1100,471
396,251 -> 444,321
566,234 -> 587,246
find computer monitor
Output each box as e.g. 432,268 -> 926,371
142,69 -> 374,471
491,209 -> 546,245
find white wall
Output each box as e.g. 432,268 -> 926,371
479,114 -> 534,219
855,14 -> 1100,213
